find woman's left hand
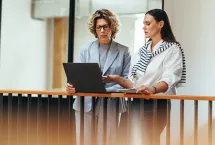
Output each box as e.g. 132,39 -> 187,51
136,85 -> 154,95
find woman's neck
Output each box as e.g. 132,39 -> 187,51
99,39 -> 111,45
151,35 -> 162,50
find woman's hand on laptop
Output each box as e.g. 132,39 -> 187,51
66,83 -> 76,94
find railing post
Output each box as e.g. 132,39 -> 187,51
166,100 -> 171,145
152,99 -> 159,145
0,93 -> 3,141
37,94 -> 42,145
80,96 -> 84,145
17,94 -> 23,144
27,94 -> 32,145
194,100 -> 198,145
8,93 -> 12,145
92,97 -> 97,145
47,95 -> 52,145
140,98 -> 145,144
67,95 -> 76,144
116,98 -> 120,136
126,98 -> 132,145
180,100 -> 184,145
58,95 -> 62,145
103,97 -> 108,145
208,101 -> 212,145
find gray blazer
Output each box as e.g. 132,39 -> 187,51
73,40 -> 131,112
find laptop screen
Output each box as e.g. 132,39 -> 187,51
63,63 -> 107,93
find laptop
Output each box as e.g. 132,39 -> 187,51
63,63 -> 107,93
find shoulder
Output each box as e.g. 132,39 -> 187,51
161,42 -> 183,63
113,41 -> 129,52
165,41 -> 182,55
80,40 -> 96,52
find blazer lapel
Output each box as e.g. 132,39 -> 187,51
102,40 -> 119,75
90,40 -> 100,67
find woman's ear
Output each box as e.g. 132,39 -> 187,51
159,20 -> 164,29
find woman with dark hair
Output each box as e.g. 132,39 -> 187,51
103,9 -> 186,145
66,9 -> 131,145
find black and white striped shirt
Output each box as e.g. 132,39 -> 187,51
130,40 -> 186,95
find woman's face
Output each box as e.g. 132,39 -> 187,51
143,14 -> 163,39
95,18 -> 112,44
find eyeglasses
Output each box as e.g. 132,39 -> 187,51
96,24 -> 110,31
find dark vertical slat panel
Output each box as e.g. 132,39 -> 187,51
40,95 -> 47,145
47,95 -> 52,145
27,94 -> 32,145
152,99 -> 159,145
166,100 -> 171,145
37,94 -> 42,145
0,93 -> 3,141
2,94 -> 7,145
208,101 -> 212,145
17,94 -> 22,145
8,93 -> 12,145
140,98 -> 145,145
18,94 -> 27,145
51,97 -> 58,145
116,98 -> 119,133
162,0 -> 164,10
80,96 -> 84,145
194,100 -> 198,145
180,100 -> 184,145
11,94 -> 18,145
67,96 -> 76,144
126,98 -> 132,145
103,97 -> 108,145
58,95 -> 62,145
68,0 -> 75,62
58,95 -> 73,145
140,98 -> 145,132
92,97 -> 97,145
67,96 -> 72,124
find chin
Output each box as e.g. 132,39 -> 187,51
100,39 -> 111,44
145,35 -> 150,38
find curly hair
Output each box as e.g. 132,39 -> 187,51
88,9 -> 119,39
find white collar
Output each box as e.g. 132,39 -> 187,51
147,39 -> 164,53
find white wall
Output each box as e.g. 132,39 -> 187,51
164,0 -> 215,143
0,0 -> 51,90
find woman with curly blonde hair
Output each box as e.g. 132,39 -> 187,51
88,9 -> 119,40
67,9 -> 131,145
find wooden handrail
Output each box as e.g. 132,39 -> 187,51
0,89 -> 215,101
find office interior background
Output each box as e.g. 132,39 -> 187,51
0,0 -> 215,144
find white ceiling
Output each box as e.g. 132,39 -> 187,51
91,0 -> 148,14
32,0 -> 162,19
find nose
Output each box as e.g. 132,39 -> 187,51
143,25 -> 146,30
100,27 -> 104,32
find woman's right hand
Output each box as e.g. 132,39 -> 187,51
102,75 -> 119,83
66,83 -> 76,94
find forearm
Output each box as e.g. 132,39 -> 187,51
115,76 -> 133,89
151,81 -> 168,94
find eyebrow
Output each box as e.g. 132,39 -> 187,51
96,24 -> 109,26
144,21 -> 150,23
